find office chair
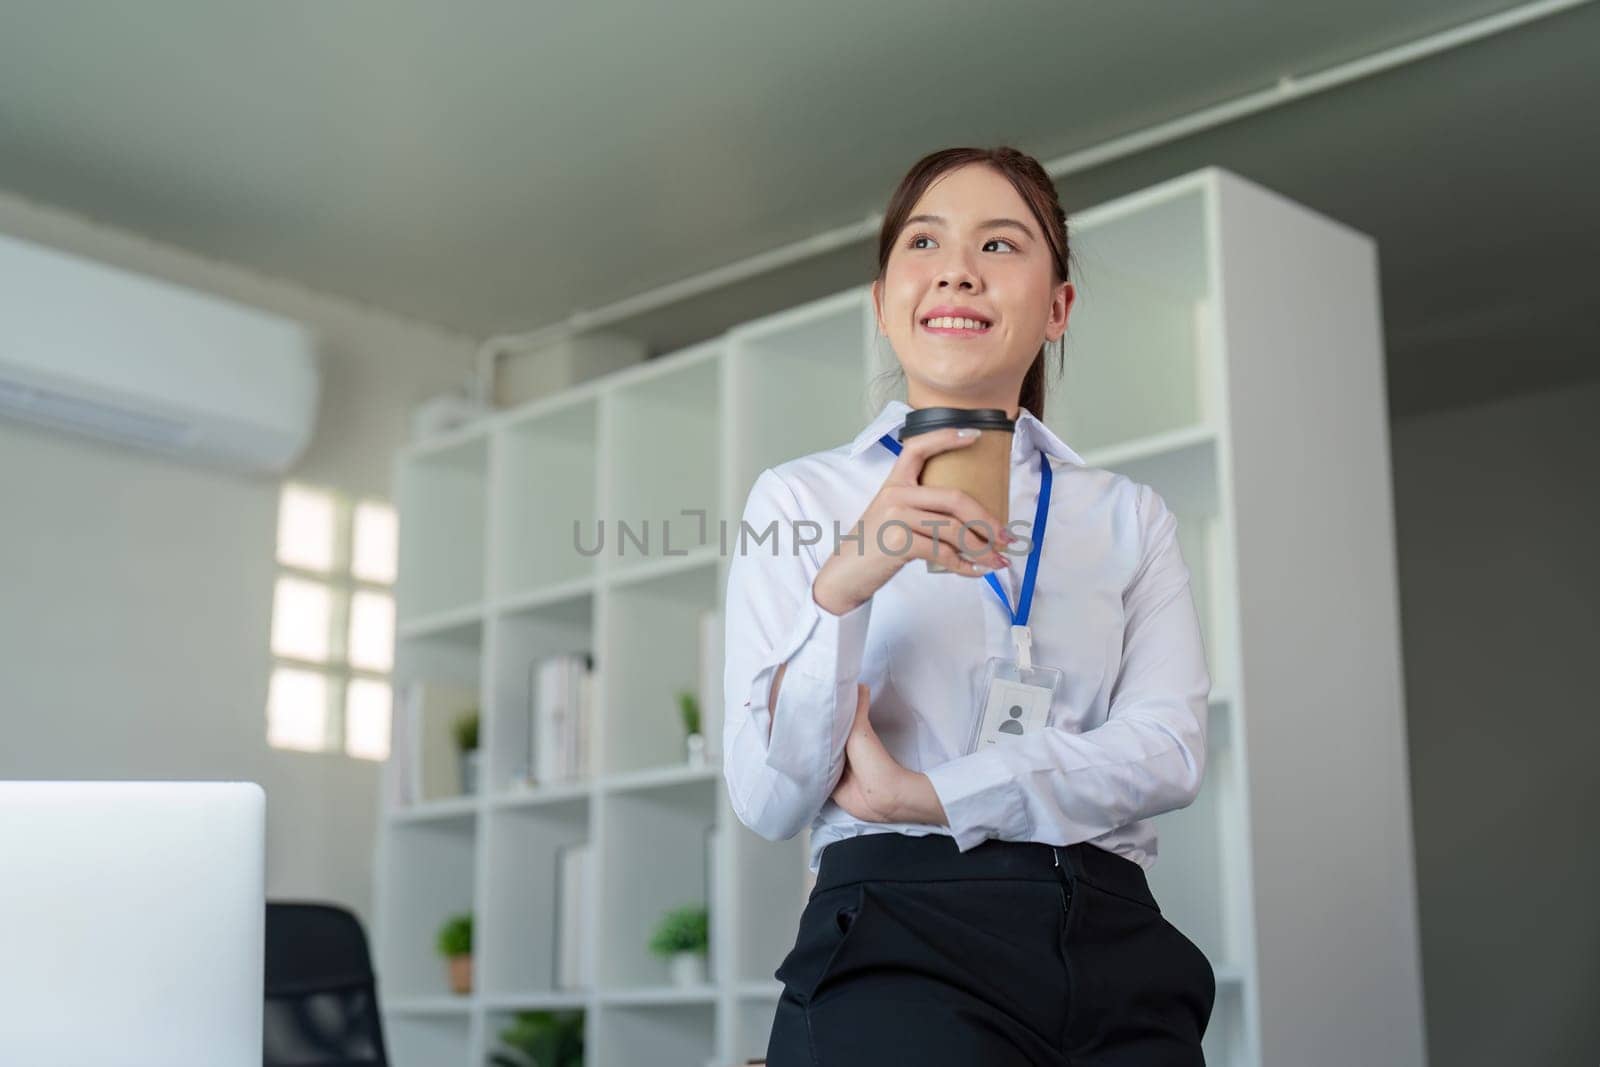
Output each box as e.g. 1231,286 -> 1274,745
264,902 -> 389,1066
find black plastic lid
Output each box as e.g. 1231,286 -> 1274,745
900,406 -> 1015,439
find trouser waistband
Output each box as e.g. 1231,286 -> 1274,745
814,831 -> 1158,910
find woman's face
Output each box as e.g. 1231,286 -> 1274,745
872,163 -> 1073,412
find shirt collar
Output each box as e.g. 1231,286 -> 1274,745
846,398 -> 1085,467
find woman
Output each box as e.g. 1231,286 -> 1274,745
722,146 -> 1216,1066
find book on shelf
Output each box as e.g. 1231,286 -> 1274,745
534,653 -> 594,786
394,679 -> 479,805
554,841 -> 593,989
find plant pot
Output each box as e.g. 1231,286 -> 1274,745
447,953 -> 473,995
460,749 -> 481,795
685,733 -> 706,768
668,950 -> 706,987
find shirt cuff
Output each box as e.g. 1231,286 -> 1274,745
924,748 -> 1031,851
761,590 -> 872,783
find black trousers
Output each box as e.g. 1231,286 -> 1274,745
766,832 -> 1215,1066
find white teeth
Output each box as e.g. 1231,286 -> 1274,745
923,316 -> 990,330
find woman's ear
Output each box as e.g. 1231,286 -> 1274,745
1046,281 -> 1075,342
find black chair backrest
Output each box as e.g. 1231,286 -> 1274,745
264,902 -> 389,1066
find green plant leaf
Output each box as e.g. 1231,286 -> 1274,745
454,709 -> 480,752
436,912 -> 473,957
647,903 -> 709,957
677,691 -> 701,738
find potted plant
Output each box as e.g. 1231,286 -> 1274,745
455,709 -> 481,795
490,1009 -> 584,1067
437,913 -> 473,994
676,691 -> 705,767
648,904 -> 709,987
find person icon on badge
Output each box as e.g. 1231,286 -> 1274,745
999,705 -> 1026,735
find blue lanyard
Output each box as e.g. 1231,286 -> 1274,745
876,432 -> 1051,629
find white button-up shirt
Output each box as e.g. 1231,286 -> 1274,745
722,398 -> 1212,872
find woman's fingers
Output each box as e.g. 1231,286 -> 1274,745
883,426 -> 979,488
887,492 -> 1010,558
906,529 -> 1008,575
878,509 -> 1010,568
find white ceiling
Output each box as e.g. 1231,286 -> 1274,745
1,0 -> 1595,415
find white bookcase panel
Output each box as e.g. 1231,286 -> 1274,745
596,776 -> 718,989
726,288 -> 876,502
479,797 -> 590,995
484,592 -> 595,795
378,817 -> 477,1000
731,832 -> 808,987
1058,184 -> 1214,452
595,1002 -> 716,1067
396,435 -> 488,623
599,561 -> 719,776
378,168 -> 1423,1066
386,1014 -> 473,1067
493,396 -> 600,598
604,342 -> 723,549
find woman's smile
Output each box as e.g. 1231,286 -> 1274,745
919,305 -> 996,339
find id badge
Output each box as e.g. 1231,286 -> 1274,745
968,655 -> 1064,754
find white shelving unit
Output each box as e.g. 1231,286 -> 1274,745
376,166 -> 1424,1067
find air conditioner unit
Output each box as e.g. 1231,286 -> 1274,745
0,231 -> 319,475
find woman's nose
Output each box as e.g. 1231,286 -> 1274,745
937,265 -> 980,290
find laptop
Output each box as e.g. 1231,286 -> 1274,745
0,781 -> 265,1065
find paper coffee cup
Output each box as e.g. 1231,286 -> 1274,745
900,406 -> 1014,573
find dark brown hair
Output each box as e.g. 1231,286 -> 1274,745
873,146 -> 1073,420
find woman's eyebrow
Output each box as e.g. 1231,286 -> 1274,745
903,214 -> 1036,240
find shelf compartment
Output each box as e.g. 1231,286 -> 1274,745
390,617 -> 484,809
1202,975 -> 1249,1067
602,762 -> 718,797
1148,680 -> 1249,970
597,775 -> 718,990
493,394 -> 600,598
599,558 -> 719,775
376,818 -> 477,1000
385,1013 -> 471,1067
726,286 -> 874,502
395,602 -> 485,642
603,345 -> 723,568
1053,184 -> 1215,452
383,995 -> 473,1016
732,830 -> 808,986
482,990 -> 590,1011
479,796 -> 591,997
388,795 -> 478,826
598,985 -> 718,1006
396,434 -> 488,623
491,778 -> 594,809
733,994 -> 779,1066
1097,434 -> 1234,692
483,1005 -> 587,1067
593,1001 -> 715,1067
486,589 -> 596,797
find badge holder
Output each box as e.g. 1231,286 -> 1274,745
967,625 -> 1063,754
875,436 -> 1063,757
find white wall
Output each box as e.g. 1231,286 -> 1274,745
1391,378 -> 1600,1066
0,189 -> 478,923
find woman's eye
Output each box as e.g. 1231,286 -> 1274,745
906,233 -> 1015,252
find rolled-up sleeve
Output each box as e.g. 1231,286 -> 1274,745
923,482 -> 1211,851
722,468 -> 872,841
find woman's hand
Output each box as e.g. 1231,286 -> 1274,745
811,427 -> 1016,616
830,684 -> 948,827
